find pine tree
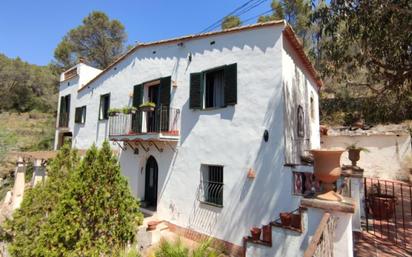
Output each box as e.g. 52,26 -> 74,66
221,16 -> 242,30
38,142 -> 143,256
3,145 -> 79,257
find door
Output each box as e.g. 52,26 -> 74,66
147,85 -> 160,132
145,156 -> 158,209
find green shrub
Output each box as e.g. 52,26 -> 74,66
2,141 -> 143,257
155,238 -> 221,257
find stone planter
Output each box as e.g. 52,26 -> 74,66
250,227 -> 261,241
348,149 -> 361,166
310,149 -> 345,201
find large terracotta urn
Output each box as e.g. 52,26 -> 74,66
310,149 -> 345,201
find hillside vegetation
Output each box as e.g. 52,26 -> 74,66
0,112 -> 55,176
0,54 -> 58,113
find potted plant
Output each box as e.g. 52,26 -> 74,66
250,227 -> 261,241
346,143 -> 369,167
279,212 -> 292,227
291,213 -> 302,230
122,106 -> 137,114
262,224 -> 272,243
108,108 -> 121,116
368,183 -> 396,220
139,101 -> 156,112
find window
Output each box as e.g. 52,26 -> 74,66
310,94 -> 315,120
58,94 -> 71,127
205,69 -> 225,108
293,172 -> 320,196
190,63 -> 237,109
74,106 -> 86,124
200,165 -> 223,207
99,94 -> 110,120
297,105 -> 304,137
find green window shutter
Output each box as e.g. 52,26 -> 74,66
159,76 -> 171,131
60,96 -> 65,113
224,63 -> 237,105
159,76 -> 171,107
190,72 -> 203,109
132,84 -> 144,107
104,95 -> 110,119
132,84 -> 143,133
75,107 -> 81,123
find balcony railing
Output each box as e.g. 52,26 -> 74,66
58,112 -> 69,128
109,107 -> 180,139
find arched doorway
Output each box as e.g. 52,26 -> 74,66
145,156 -> 158,210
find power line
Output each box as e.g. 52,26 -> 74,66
241,8 -> 274,24
199,0 -> 260,33
199,0 -> 270,33
205,0 -> 270,32
234,0 -> 270,18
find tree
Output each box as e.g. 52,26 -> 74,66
313,0 -> 412,122
2,142 -> 143,256
0,54 -> 58,113
37,141 -> 143,256
258,0 -> 314,49
221,16 -> 242,30
3,145 -> 79,257
54,11 -> 127,70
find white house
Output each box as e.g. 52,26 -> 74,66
54,21 -> 325,256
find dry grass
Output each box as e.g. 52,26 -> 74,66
0,111 -> 55,176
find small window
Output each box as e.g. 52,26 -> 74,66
293,172 -> 320,195
200,165 -> 223,207
297,105 -> 304,137
205,69 -> 225,108
99,94 -> 110,120
310,95 -> 315,120
74,106 -> 86,124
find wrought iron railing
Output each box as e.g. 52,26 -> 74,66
58,112 -> 69,128
304,213 -> 337,257
109,107 -> 180,137
198,180 -> 224,207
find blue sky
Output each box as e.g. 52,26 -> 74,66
0,0 -> 272,66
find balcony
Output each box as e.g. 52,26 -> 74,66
109,107 -> 180,142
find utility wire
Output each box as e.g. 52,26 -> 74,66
240,8 -> 274,24
199,0 -> 259,33
205,0 -> 270,32
199,0 -> 269,33
233,0 -> 270,18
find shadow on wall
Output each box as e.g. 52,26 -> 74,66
180,100 -> 235,144
222,85 -> 299,241
183,77 -> 304,250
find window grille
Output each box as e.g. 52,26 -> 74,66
200,165 -> 223,207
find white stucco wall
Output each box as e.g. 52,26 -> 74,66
282,35 -> 320,165
54,23 -> 321,248
321,134 -> 411,180
54,63 -> 101,150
